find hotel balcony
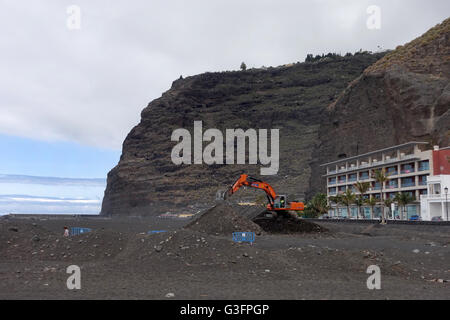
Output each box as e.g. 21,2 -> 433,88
421,194 -> 450,201
401,182 -> 416,188
323,152 -> 424,176
386,184 -> 399,190
386,170 -> 398,176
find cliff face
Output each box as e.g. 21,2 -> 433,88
101,53 -> 385,216
310,18 -> 450,194
102,18 -> 450,217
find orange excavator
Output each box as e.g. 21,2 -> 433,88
218,174 -> 304,214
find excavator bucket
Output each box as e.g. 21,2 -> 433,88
215,189 -> 227,201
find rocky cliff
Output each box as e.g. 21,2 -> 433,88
102,18 -> 449,216
101,53 -> 385,216
310,18 -> 450,194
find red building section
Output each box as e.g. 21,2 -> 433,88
433,149 -> 450,175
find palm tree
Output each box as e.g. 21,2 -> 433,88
329,194 -> 342,217
354,196 -> 365,219
305,193 -> 330,218
372,169 -> 390,224
354,181 -> 371,219
395,192 -> 415,220
365,197 -> 378,220
384,198 -> 394,220
339,189 -> 356,218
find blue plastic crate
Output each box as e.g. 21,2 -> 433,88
147,230 -> 167,235
232,232 -> 255,243
70,227 -> 92,236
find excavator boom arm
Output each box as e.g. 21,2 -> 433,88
223,174 -> 304,212
227,174 -> 277,203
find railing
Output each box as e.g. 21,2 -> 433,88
401,182 -> 416,187
326,154 -> 419,175
421,194 -> 449,200
418,166 -> 429,172
401,169 -> 415,174
386,185 -> 398,189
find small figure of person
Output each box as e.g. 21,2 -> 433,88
63,226 -> 69,237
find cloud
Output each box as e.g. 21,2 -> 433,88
0,195 -> 101,215
1,0 -> 449,150
0,174 -> 105,214
0,174 -> 105,186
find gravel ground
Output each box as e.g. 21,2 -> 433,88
0,208 -> 449,300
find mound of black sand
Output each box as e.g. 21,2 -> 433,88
254,217 -> 328,234
185,203 -> 263,235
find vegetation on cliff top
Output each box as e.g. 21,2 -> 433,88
365,17 -> 450,74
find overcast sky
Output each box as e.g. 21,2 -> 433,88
0,1 -> 449,171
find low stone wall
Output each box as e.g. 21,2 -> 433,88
306,218 -> 450,226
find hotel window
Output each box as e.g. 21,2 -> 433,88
373,182 -> 381,190
338,186 -> 346,193
329,187 -> 337,195
401,177 -> 415,188
338,175 -> 346,183
387,180 -> 398,189
419,189 -> 428,195
362,194 -> 370,200
430,183 -> 441,195
401,163 -> 415,174
348,173 -> 357,182
374,193 -> 381,199
386,166 -> 398,175
359,171 -> 369,180
418,175 -> 427,186
388,180 -> 398,189
329,177 -> 336,185
418,160 -> 429,172
406,205 -> 418,219
387,192 -> 396,199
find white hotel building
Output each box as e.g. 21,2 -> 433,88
320,142 -> 450,220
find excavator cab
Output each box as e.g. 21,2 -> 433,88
274,195 -> 287,209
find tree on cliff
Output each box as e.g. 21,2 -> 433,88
240,62 -> 247,71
